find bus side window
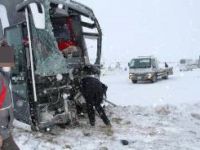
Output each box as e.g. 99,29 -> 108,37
5,25 -> 25,73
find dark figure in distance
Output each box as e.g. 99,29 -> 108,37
165,62 -> 169,68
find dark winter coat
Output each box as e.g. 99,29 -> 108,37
0,71 -> 14,140
79,76 -> 110,126
80,77 -> 107,105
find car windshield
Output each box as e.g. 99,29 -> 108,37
130,58 -> 151,68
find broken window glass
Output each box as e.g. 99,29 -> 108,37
29,1 -> 69,76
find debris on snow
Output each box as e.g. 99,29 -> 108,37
120,139 -> 129,145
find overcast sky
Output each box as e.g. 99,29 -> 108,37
79,0 -> 200,63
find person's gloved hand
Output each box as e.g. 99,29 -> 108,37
0,135 -> 3,148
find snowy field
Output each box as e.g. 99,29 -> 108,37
13,68 -> 200,150
102,68 -> 200,106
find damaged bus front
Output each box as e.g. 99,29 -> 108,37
0,0 -> 102,131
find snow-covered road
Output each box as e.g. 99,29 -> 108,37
102,68 -> 200,106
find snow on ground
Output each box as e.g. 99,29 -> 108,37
13,104 -> 200,150
13,68 -> 200,150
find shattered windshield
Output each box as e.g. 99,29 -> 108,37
129,58 -> 151,69
30,1 -> 69,76
50,14 -> 84,65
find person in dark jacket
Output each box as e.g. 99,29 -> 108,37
80,76 -> 111,126
0,41 -> 19,150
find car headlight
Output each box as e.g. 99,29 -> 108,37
147,73 -> 153,78
129,73 -> 135,78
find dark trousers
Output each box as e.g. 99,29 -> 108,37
86,102 -> 110,126
2,135 -> 19,150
